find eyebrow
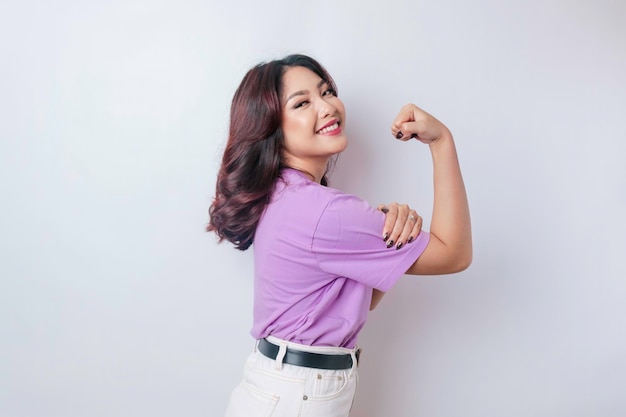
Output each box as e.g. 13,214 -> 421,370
285,79 -> 328,103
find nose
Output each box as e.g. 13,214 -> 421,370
317,99 -> 336,119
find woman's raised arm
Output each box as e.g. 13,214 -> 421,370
391,104 -> 473,275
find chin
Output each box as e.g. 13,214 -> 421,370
329,139 -> 348,156
337,135 -> 349,152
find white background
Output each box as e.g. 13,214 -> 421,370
1,0 -> 625,416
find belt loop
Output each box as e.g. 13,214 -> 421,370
275,341 -> 287,371
348,347 -> 359,378
348,350 -> 357,378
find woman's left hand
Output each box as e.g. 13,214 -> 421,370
377,202 -> 423,250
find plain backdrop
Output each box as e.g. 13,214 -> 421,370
1,0 -> 625,416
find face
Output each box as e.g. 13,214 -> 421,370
280,66 -> 347,180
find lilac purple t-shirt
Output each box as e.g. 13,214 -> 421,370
251,169 -> 430,348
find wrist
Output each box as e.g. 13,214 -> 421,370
428,129 -> 453,149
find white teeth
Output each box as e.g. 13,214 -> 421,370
317,122 -> 339,134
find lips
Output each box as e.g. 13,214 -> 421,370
316,120 -> 341,134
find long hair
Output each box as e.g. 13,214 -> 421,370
207,54 -> 338,250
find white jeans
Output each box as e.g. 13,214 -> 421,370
225,336 -> 360,417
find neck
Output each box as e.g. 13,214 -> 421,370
283,156 -> 330,184
287,167 -> 319,183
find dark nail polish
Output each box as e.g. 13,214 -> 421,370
411,133 -> 418,138
408,236 -> 414,243
396,242 -> 403,250
386,240 -> 394,248
396,131 -> 403,139
383,233 -> 389,242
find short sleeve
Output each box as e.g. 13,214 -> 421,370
312,194 -> 430,291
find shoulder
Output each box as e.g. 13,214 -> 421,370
260,171 -> 378,238
273,169 -> 346,206
279,171 -> 376,224
259,170 -> 346,234
319,192 -> 385,234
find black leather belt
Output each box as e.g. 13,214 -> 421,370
258,338 -> 360,370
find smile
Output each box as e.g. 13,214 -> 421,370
316,122 -> 341,135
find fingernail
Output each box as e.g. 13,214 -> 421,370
386,240 -> 394,248
381,207 -> 389,214
396,242 -> 403,250
383,233 -> 389,242
411,133 -> 418,138
408,236 -> 414,243
396,131 -> 403,139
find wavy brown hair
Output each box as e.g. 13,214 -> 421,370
207,55 -> 338,250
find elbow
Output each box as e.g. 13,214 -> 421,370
406,238 -> 472,275
453,254 -> 472,273
450,248 -> 473,273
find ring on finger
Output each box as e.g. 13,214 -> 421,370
408,214 -> 416,222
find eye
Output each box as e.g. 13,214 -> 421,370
294,100 -> 309,109
322,87 -> 336,97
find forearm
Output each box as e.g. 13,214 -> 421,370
428,132 -> 472,269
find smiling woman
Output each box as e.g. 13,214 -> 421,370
207,54 -> 471,417
281,66 -> 348,182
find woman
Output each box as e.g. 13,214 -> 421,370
208,54 -> 472,417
